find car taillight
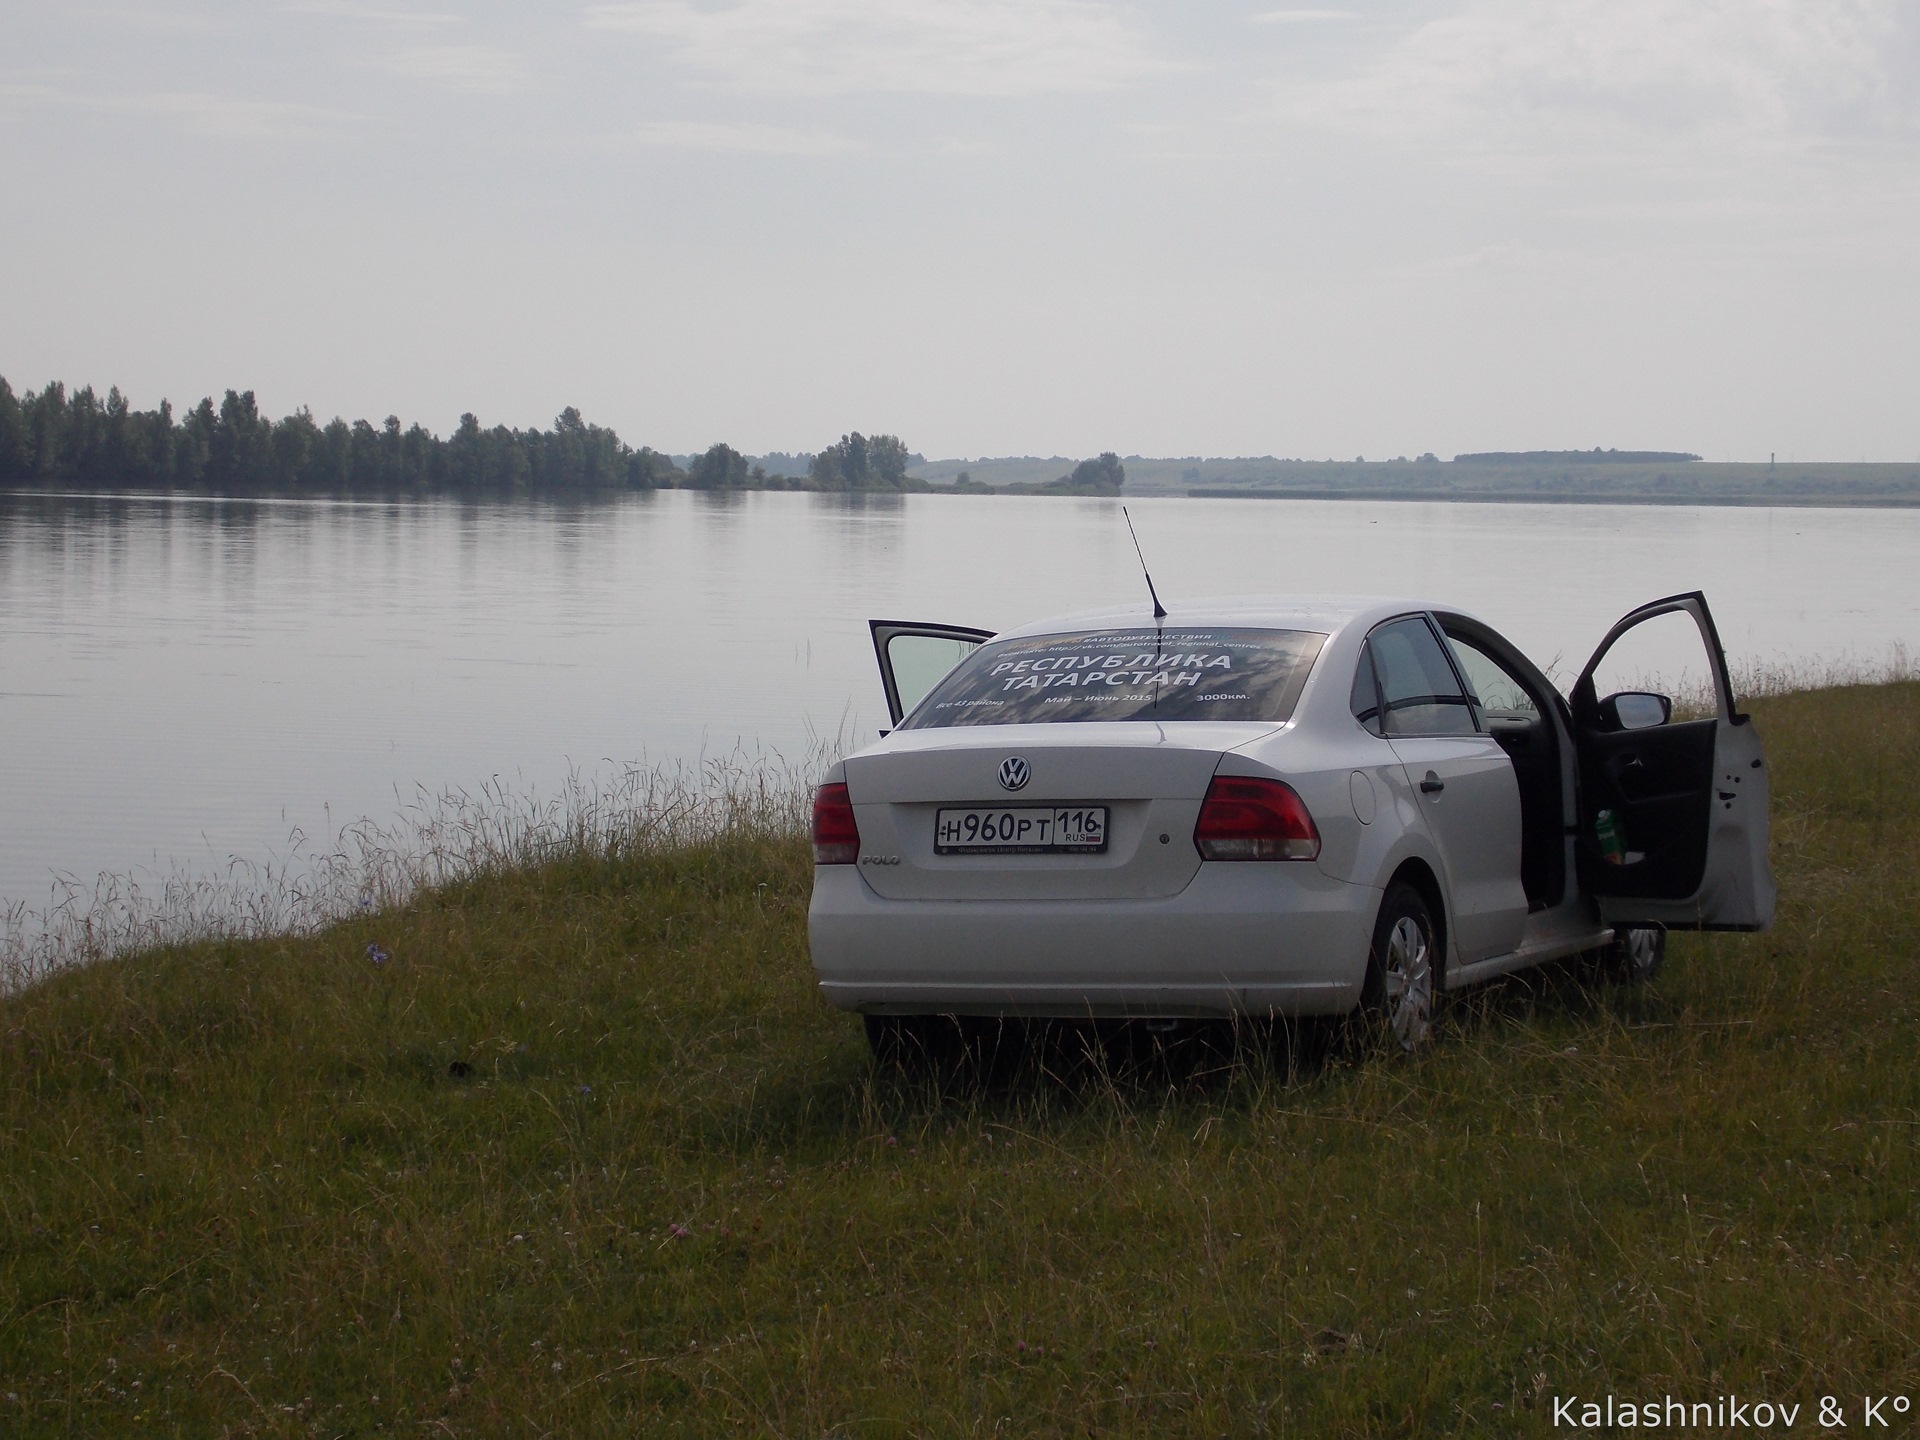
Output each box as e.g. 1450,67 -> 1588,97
812,782 -> 860,864
1193,775 -> 1320,861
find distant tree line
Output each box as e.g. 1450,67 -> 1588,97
682,432 -> 926,492
0,377 -> 937,496
996,452 -> 1126,496
1456,448 -> 1702,465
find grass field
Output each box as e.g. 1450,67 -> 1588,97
3,684 -> 1918,1436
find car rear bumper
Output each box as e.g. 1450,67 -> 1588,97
808,863 -> 1378,1018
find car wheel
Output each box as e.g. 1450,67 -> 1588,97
1362,881 -> 1439,1053
1608,925 -> 1666,982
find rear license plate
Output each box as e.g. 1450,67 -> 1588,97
934,806 -> 1108,854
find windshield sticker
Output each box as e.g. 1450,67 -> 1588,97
904,628 -> 1325,728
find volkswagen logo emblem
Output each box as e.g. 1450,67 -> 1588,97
997,756 -> 1031,792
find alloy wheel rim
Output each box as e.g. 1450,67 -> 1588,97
1382,914 -> 1433,1050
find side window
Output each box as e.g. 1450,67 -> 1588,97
1446,636 -> 1540,720
1350,640 -> 1384,736
1586,609 -> 1717,722
1370,617 -> 1478,737
888,634 -> 982,718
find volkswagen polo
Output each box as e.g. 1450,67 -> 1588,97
808,592 -> 1774,1054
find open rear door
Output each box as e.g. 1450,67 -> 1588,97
1571,591 -> 1774,931
869,620 -> 994,727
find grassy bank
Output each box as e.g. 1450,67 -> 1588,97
3,685 -> 1918,1436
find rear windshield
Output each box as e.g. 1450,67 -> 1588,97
902,627 -> 1327,728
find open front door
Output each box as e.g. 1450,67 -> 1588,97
1571,591 -> 1774,931
869,620 -> 994,727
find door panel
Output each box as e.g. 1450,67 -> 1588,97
1696,713 -> 1774,927
1389,735 -> 1529,961
869,620 -> 994,726
1577,719 -> 1718,897
1572,592 -> 1775,931
1362,614 -> 1529,962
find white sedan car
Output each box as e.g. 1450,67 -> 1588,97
808,593 -> 1774,1054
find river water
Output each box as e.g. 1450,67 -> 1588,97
2,488 -> 1913,929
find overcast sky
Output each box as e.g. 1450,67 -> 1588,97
3,1 -> 1916,460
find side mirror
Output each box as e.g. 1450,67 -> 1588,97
1601,691 -> 1673,730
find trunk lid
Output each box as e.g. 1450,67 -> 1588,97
843,721 -> 1277,900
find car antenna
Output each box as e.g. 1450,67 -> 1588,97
1122,505 -> 1168,620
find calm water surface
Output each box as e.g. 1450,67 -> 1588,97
2,489 -> 1913,918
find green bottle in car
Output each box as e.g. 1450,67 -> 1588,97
1595,808 -> 1625,865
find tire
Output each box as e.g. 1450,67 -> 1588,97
1607,925 -> 1666,983
1361,881 -> 1440,1054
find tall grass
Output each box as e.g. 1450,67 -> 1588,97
2,681 -> 1918,1435
1561,641 -> 1915,721
2,753 -> 816,991
1730,640 -> 1913,701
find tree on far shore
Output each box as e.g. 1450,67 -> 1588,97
688,442 -> 750,490
810,432 -> 915,490
1038,452 -> 1125,495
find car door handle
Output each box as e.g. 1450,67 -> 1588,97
1420,773 -> 1445,794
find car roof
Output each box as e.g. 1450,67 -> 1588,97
994,595 -> 1457,641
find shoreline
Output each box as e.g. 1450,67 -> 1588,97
8,671 -> 1914,983
10,483 -> 1920,511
